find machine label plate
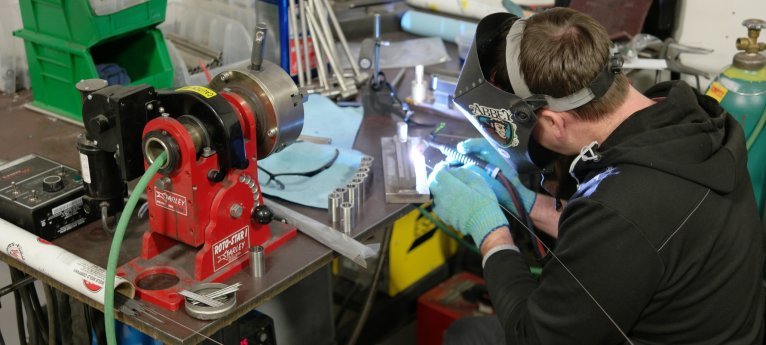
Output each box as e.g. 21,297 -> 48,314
176,86 -> 217,99
212,226 -> 250,272
154,189 -> 188,216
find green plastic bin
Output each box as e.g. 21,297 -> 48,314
14,28 -> 173,121
18,0 -> 166,47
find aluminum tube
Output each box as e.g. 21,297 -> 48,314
321,0 -> 360,77
305,6 -> 329,89
352,178 -> 365,205
358,166 -> 372,188
299,0 -> 313,85
328,192 -> 342,230
351,179 -> 365,220
347,182 -> 361,220
355,171 -> 369,195
289,0 -> 305,87
341,202 -> 354,235
336,187 -> 349,203
373,13 -> 381,86
249,246 -> 265,278
346,183 -> 358,206
306,5 -> 348,92
310,0 -> 337,62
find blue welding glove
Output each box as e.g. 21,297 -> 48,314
458,138 -> 537,217
429,163 -> 509,247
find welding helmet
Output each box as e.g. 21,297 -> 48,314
453,12 -> 623,173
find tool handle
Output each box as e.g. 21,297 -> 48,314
250,24 -> 268,71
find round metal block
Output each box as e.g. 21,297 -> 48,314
208,63 -> 304,159
184,283 -> 237,320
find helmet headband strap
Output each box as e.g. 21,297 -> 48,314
504,19 -> 623,112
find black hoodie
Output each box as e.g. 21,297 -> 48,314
484,81 -> 765,344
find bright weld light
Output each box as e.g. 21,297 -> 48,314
410,144 -> 429,193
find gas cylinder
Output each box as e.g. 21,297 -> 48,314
706,19 -> 766,215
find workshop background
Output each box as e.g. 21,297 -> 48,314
1,0 -> 765,344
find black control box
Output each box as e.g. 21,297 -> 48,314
204,310 -> 276,345
0,155 -> 94,240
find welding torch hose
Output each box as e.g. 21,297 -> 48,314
104,151 -> 167,345
496,173 -> 547,260
428,141 -> 547,259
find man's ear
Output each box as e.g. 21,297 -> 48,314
538,108 -> 568,139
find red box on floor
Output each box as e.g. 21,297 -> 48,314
416,272 -> 493,345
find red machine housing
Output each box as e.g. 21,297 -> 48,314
117,91 -> 296,311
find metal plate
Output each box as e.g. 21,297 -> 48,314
381,136 -> 430,204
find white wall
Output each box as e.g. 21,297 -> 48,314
674,0 -> 766,88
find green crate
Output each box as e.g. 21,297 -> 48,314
14,28 -> 173,121
19,0 -> 166,47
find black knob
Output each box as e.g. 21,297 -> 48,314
89,115 -> 110,133
42,175 -> 64,193
254,205 -> 274,224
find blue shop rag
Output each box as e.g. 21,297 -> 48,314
257,95 -> 365,208
257,142 -> 364,208
301,94 -> 363,149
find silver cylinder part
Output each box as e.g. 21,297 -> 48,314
337,187 -> 349,203
341,202 -> 354,235
358,166 -> 372,187
346,183 -> 358,206
347,182 -> 361,220
208,62 -> 304,159
351,178 -> 365,207
397,121 -> 408,142
249,246 -> 265,278
328,192 -> 342,229
355,172 -> 369,195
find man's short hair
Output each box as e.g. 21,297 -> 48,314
490,8 -> 629,121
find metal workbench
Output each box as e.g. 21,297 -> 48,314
0,77 -> 477,343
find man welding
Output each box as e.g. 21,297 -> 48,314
429,7 -> 765,344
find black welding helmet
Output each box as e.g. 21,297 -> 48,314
453,12 -> 623,173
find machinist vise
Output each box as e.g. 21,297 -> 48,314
76,26 -> 305,310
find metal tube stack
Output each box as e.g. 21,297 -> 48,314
327,156 -> 374,236
291,0 -> 366,98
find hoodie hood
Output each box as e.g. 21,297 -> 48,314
570,81 -> 747,193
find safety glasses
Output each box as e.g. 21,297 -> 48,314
257,149 -> 340,190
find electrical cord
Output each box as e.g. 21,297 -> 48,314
104,151 -> 167,345
10,268 -> 45,345
83,304 -> 94,345
344,225 -> 393,345
372,72 -> 437,128
26,278 -> 49,345
42,285 -> 55,345
13,287 -> 26,345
